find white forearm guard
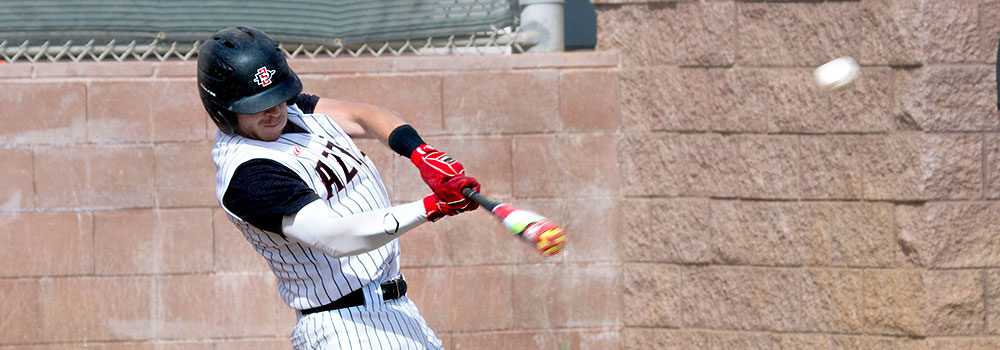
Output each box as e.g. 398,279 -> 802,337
281,199 -> 428,258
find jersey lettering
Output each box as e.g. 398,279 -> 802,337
315,141 -> 358,199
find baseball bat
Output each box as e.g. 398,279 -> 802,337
461,188 -> 566,256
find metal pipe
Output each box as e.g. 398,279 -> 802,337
519,0 -> 565,52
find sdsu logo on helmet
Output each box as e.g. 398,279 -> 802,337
254,66 -> 275,87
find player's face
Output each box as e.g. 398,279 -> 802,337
235,102 -> 288,141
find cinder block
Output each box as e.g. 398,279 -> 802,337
987,134 -> 1000,199
923,0 -> 988,63
832,335 -> 928,350
681,266 -> 804,332
87,81 -> 155,143
512,134 -> 618,198
0,212 -> 93,277
859,134 -> 982,201
623,263 -> 681,327
399,223 -> 455,268
35,145 -> 154,209
595,4 -> 672,67
802,269 -> 864,333
711,201 -> 817,266
799,135 -> 865,199
34,61 -> 154,78
676,1 -> 736,67
399,267 -> 451,331
620,198 -> 714,264
824,67 -> 895,132
394,55 -> 513,72
0,147 -> 34,210
0,62 -> 32,78
736,1 -> 923,66
215,338 -> 291,350
154,141 -> 216,208
771,333 -> 832,350
623,329 -> 707,350
0,81 -> 86,144
94,208 -> 213,275
439,208 -> 530,266
618,69 -> 657,132
802,202 -> 904,268
988,270 -> 1000,334
510,51 -> 619,69
863,269 -> 928,336
894,66 -> 999,131
0,279 -> 39,343
212,208 -> 271,273
151,79 -> 207,142
442,71 -> 560,134
288,56 -> 394,74
925,337 -> 1000,349
560,70 -> 620,132
518,197 -> 618,263
924,270 -> 985,335
308,74 -> 443,134
896,202 -> 1000,268
404,266 -> 513,332
451,331 -> 561,350
154,60 -> 197,78
392,136 -> 511,202
158,273 -> 284,339
620,133 -> 725,197
718,134 -> 800,199
38,276 -> 155,342
560,329 -> 620,350
514,263 -> 619,328
982,0 -> 1000,64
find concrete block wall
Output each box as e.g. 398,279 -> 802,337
0,52 -> 620,349
3,0 -> 1000,348
595,0 -> 1000,349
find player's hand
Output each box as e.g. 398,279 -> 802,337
521,220 -> 566,256
422,190 -> 475,222
436,175 -> 480,212
411,144 -> 467,192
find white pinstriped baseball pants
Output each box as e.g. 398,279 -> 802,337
291,281 -> 443,350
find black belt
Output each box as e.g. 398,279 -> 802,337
300,277 -> 407,315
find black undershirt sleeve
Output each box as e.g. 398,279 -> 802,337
294,93 -> 321,114
223,159 -> 321,235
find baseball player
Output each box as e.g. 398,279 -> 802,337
198,26 -> 479,349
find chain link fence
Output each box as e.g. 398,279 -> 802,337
0,0 -> 530,63
0,26 -> 530,63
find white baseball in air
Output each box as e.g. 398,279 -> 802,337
813,56 -> 859,91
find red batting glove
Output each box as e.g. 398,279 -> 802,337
422,194 -> 446,222
436,175 -> 480,212
422,191 -> 474,222
411,144 -> 480,208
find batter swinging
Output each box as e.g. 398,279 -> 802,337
199,26 -> 479,349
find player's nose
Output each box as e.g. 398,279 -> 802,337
263,104 -> 282,117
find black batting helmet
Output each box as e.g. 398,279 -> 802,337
197,26 -> 302,134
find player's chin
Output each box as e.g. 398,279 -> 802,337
257,121 -> 285,141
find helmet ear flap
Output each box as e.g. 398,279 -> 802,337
211,109 -> 237,134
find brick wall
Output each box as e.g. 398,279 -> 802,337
0,52 -> 620,349
596,0 -> 1000,349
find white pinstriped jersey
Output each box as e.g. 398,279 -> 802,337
212,105 -> 399,310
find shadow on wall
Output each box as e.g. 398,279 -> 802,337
565,0 -> 597,51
